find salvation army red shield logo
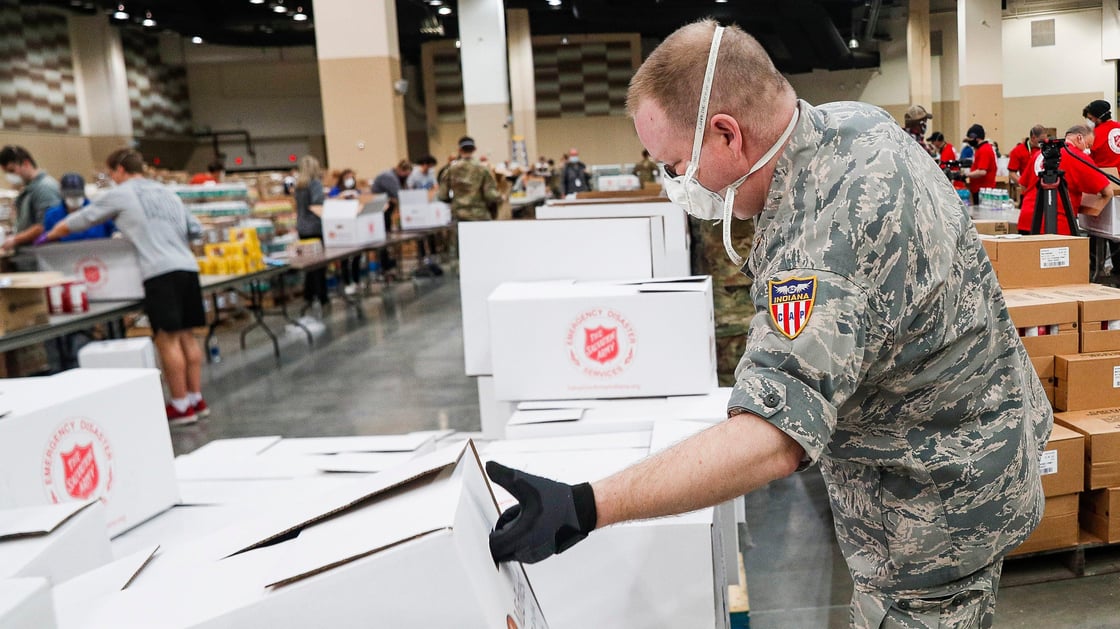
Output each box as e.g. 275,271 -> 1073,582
60,443 -> 99,500
42,419 -> 114,505
75,256 -> 108,289
769,276 -> 817,339
566,309 -> 637,378
1110,128 -> 1120,154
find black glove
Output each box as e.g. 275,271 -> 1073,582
486,460 -> 598,564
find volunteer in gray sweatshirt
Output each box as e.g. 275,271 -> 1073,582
40,148 -> 209,426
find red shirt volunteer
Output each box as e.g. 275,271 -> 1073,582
1006,142 -> 1031,178
1090,118 -> 1120,168
968,141 -> 997,195
1018,148 -> 1109,235
938,143 -> 956,163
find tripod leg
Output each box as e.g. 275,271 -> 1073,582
1032,181 -> 1047,234
1058,180 -> 1080,237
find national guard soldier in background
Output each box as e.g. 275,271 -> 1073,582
690,215 -> 754,386
632,149 -> 658,185
437,136 -> 502,221
483,20 -> 1050,629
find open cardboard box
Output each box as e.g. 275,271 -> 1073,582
0,369 -> 178,538
0,578 -> 57,629
321,195 -> 387,248
398,189 -> 452,230
79,442 -> 549,628
537,201 -> 690,276
0,502 -> 112,584
489,278 -> 716,401
459,219 -> 659,376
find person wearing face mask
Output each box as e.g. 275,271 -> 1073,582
560,148 -> 591,196
406,156 -> 439,191
41,173 -> 115,242
926,131 -> 956,164
484,20 -> 1048,629
327,168 -> 365,294
0,145 -> 62,265
1007,125 -> 1048,190
964,124 -> 997,205
1017,125 -> 1115,235
437,137 -> 501,222
1082,99 -> 1120,168
902,105 -> 934,156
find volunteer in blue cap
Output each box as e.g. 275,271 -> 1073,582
41,173 -> 116,242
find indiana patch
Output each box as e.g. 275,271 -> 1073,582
768,276 -> 817,339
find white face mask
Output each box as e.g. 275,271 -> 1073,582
1086,118 -> 1097,130
343,177 -> 355,189
660,25 -> 799,266
5,172 -> 22,185
64,196 -> 84,210
568,155 -> 580,164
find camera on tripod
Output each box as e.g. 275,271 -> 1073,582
1039,138 -> 1066,170
940,158 -> 972,183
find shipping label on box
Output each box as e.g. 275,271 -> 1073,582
1008,493 -> 1079,555
1055,351 -> 1120,411
980,235 -> 1089,289
1080,487 -> 1120,544
489,278 -> 716,401
0,369 -> 178,537
1055,407 -> 1120,489
35,239 -> 145,301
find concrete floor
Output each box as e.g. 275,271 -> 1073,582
173,276 -> 1120,628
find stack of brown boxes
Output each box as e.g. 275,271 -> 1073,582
989,235 -> 1120,550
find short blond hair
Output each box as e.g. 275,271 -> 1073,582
627,19 -> 793,139
296,155 -> 321,189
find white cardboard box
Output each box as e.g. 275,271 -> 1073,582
0,578 -> 57,629
459,219 -> 660,376
77,338 -> 158,370
538,201 -> 690,276
79,442 -> 550,628
490,277 -> 716,400
0,502 -> 113,584
1079,197 -> 1120,236
0,369 -> 179,537
53,546 -> 157,629
35,239 -> 144,301
484,443 -> 729,629
322,196 -> 387,248
399,189 -> 452,230
477,376 -> 516,439
504,389 -> 730,439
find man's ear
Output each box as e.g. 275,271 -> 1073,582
709,113 -> 744,159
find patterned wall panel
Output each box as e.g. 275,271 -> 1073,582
425,35 -> 639,123
121,29 -> 191,137
0,2 -> 80,133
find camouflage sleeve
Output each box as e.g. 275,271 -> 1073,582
727,269 -> 886,465
436,167 -> 452,203
481,169 -> 501,204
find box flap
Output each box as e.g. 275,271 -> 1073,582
0,578 -> 50,619
262,432 -> 437,457
174,454 -> 322,481
1055,407 -> 1120,433
517,399 -> 597,410
177,477 -> 364,507
0,502 -> 95,541
309,452 -> 419,474
52,545 -> 158,627
0,272 -> 67,289
507,408 -> 585,426
181,437 -> 282,461
483,431 -> 652,454
1047,424 -> 1082,445
321,198 -> 360,218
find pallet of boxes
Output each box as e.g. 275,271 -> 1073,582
985,233 -> 1120,558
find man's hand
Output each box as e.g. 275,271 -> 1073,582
486,461 -> 597,564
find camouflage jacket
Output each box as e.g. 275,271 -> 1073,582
632,158 -> 658,185
437,157 -> 500,221
692,215 -> 755,336
727,100 -> 1051,594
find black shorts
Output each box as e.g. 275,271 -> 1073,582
143,271 -> 206,333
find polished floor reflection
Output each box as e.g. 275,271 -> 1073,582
176,276 -> 1120,628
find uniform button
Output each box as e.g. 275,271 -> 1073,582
897,601 -> 911,611
764,393 -> 781,408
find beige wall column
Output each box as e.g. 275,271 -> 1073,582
907,0 -> 933,112
506,8 -> 536,166
68,14 -> 132,137
314,0 -> 407,174
957,0 -> 1004,147
460,0 -> 511,162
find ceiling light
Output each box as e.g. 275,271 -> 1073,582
191,35 -> 203,44
715,0 -> 727,3
293,6 -> 307,20
112,4 -> 129,19
561,36 -> 569,45
142,11 -> 156,27
848,37 -> 859,49
548,0 -> 561,5
429,0 -> 443,5
272,3 -> 288,13
455,39 -> 461,48
437,6 -> 451,15
250,0 -> 265,3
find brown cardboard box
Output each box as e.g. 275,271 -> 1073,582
1040,425 -> 1084,497
1008,493 -> 1079,555
1104,167 -> 1120,196
0,344 -> 49,378
1080,487 -> 1120,543
1030,355 -> 1055,384
980,235 -> 1089,289
1042,284 -> 1120,353
972,220 -> 1013,235
1043,384 -> 1055,406
0,273 -> 63,334
1054,407 -> 1120,489
1001,289 -> 1079,357
1055,352 -> 1120,411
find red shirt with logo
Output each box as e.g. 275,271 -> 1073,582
938,143 -> 956,164
1091,119 -> 1120,168
968,142 -> 997,194
1018,148 -> 1110,234
1007,142 -> 1031,177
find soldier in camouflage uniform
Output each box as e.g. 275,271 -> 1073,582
437,136 -> 501,221
484,21 -> 1050,629
691,215 -> 755,386
632,149 -> 659,185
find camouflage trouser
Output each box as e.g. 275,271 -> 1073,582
850,561 -> 1002,629
455,207 -> 492,222
716,332 -> 748,387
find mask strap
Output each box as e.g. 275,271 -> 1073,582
721,190 -> 744,267
685,26 -> 724,179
